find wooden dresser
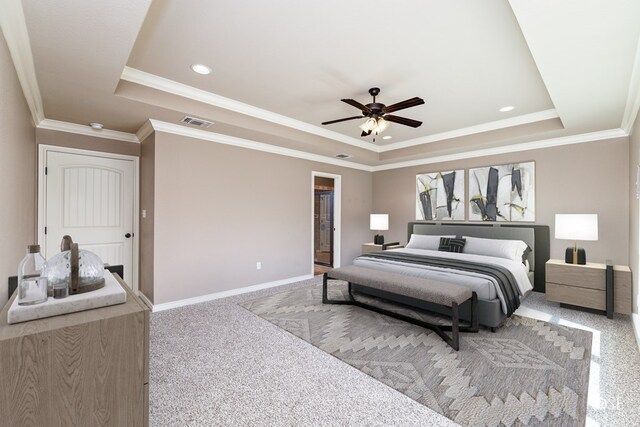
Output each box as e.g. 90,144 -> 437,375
545,259 -> 632,315
0,273 -> 150,426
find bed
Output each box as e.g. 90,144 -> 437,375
351,222 -> 550,329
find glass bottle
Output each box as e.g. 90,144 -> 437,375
17,244 -> 48,306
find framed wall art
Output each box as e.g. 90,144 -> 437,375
468,161 -> 535,222
416,170 -> 465,221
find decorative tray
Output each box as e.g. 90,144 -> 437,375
7,272 -> 126,324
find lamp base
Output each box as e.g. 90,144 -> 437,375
374,234 -> 385,245
564,247 -> 586,265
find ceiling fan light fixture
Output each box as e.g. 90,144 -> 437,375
360,117 -> 390,135
375,118 -> 389,134
359,117 -> 377,132
322,87 -> 423,140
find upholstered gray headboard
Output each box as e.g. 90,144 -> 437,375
407,222 -> 550,293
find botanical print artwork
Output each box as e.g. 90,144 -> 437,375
416,170 -> 465,220
469,162 -> 535,222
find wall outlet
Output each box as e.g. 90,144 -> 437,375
256,262 -> 262,270
142,209 -> 147,219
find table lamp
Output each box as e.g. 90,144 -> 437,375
370,214 -> 389,245
555,214 -> 598,265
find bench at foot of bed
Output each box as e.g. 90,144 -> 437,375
322,265 -> 478,351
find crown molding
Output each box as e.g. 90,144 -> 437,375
0,0 -> 45,126
622,34 -> 640,134
377,109 -> 560,152
36,119 -> 625,173
121,67 -> 375,151
38,119 -> 139,143
147,119 -> 626,174
148,120 -> 374,172
120,68 -> 569,155
371,128 -> 627,172
136,119 -> 154,142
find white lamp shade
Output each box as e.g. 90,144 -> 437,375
555,214 -> 598,241
370,214 -> 389,231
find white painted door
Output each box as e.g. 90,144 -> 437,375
44,151 -> 135,287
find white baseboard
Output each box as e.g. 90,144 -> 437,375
149,274 -> 314,312
633,313 -> 640,354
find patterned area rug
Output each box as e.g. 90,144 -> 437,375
241,281 -> 592,427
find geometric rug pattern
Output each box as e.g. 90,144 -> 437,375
241,281 -> 592,426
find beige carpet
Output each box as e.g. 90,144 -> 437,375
241,279 -> 593,426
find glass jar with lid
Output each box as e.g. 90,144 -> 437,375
41,236 -> 105,298
17,245 -> 48,306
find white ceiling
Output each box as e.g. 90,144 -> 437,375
6,0 -> 640,167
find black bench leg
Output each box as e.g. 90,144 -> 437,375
322,273 -> 354,305
470,292 -> 479,332
451,302 -> 459,351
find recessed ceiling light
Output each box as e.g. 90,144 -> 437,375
191,64 -> 211,75
382,136 -> 393,140
499,105 -> 515,112
89,122 -> 103,130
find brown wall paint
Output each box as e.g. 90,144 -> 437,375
629,113 -> 640,315
146,132 -> 372,304
139,133 -> 155,303
0,32 -> 36,307
373,137 -> 630,267
36,128 -> 141,157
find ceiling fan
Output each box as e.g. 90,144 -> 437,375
322,87 -> 425,138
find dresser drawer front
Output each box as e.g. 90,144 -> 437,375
546,262 -> 605,290
546,283 -> 605,310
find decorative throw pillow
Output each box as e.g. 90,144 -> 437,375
522,246 -> 532,264
438,237 -> 466,253
405,234 -> 456,250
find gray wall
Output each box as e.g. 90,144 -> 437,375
145,132 -> 372,304
630,112 -> 640,315
139,133 -> 155,302
0,32 -> 36,308
373,137 -> 630,267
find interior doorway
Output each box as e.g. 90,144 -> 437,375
38,145 -> 139,291
312,172 -> 341,276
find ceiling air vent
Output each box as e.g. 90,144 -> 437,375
335,153 -> 353,159
180,115 -> 214,128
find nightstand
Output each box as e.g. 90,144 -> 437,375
362,242 -> 404,255
545,259 -> 632,317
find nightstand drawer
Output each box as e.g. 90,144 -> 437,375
546,262 -> 605,290
546,283 -> 606,310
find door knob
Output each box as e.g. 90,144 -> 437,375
125,233 -> 132,238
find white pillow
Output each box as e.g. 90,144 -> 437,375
462,236 -> 529,262
405,234 -> 456,250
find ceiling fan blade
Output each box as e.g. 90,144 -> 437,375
360,129 -> 372,137
321,116 -> 364,125
382,97 -> 425,114
384,114 -> 422,128
342,98 -> 373,114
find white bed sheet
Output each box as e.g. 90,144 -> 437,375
353,248 -> 533,314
